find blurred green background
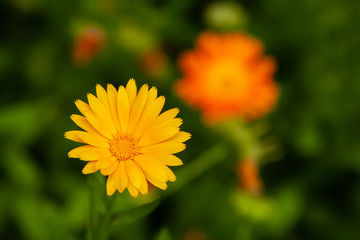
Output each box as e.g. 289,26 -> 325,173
1,0 -> 360,239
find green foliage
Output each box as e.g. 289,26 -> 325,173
1,0 -> 360,239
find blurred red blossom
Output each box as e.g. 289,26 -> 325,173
72,26 -> 106,66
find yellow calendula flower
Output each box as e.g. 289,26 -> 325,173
65,79 -> 190,197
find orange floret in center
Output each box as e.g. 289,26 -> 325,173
110,134 -> 140,161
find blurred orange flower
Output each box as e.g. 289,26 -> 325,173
72,26 -> 106,66
237,158 -> 262,195
176,32 -> 278,123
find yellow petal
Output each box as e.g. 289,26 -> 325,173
115,161 -> 128,193
80,148 -> 112,161
68,145 -> 93,158
80,108 -> 113,139
139,126 -> 179,147
136,86 -> 158,126
117,86 -> 130,133
87,93 -> 117,135
164,131 -> 191,143
140,142 -> 185,155
144,173 -> 167,190
125,160 -> 147,194
65,130 -> 85,143
149,118 -> 183,136
163,167 -> 176,182
95,156 -> 117,169
96,84 -> 111,112
75,99 -> 92,116
68,145 -> 112,161
133,87 -> 159,135
153,108 -> 179,126
128,84 -> 148,132
70,114 -> 108,141
136,165 -> 149,195
75,99 -> 113,139
139,155 -> 175,182
139,179 -> 148,195
107,84 -> 121,132
79,151 -> 101,161
169,118 -> 183,128
127,180 -> 139,197
134,155 -> 168,182
147,154 -> 183,166
82,161 -> 98,174
106,173 -> 116,196
101,161 -> 118,176
134,96 -> 165,138
77,131 -> 110,148
126,78 -> 137,107
144,87 -> 158,109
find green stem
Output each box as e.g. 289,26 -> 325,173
97,196 -> 117,240
166,142 -> 230,196
87,174 -> 117,240
215,120 -> 261,159
87,178 -> 96,240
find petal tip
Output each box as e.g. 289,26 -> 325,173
107,191 -> 115,196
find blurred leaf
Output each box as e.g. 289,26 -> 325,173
2,143 -> 41,190
0,46 -> 12,77
25,39 -> 57,87
204,1 -> 248,30
294,117 -> 324,158
155,227 -> 173,240
111,198 -> 160,228
62,187 -> 90,229
231,190 -> 274,223
12,194 -> 63,240
265,185 -> 305,238
0,102 -> 54,144
116,24 -> 157,54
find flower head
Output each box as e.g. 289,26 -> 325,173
65,79 -> 190,197
176,32 -> 278,123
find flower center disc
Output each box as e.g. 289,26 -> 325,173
110,135 -> 139,161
